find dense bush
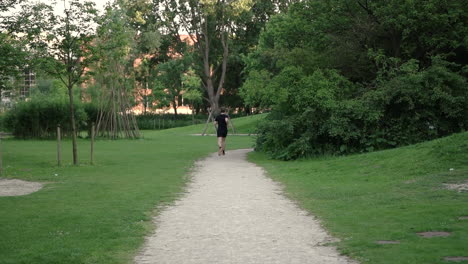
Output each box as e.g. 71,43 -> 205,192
243,0 -> 468,160
4,97 -> 89,138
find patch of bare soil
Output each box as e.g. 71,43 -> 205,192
0,179 -> 43,196
443,180 -> 468,192
376,240 -> 400,244
417,231 -> 451,238
444,257 -> 468,262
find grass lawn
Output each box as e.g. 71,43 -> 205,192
248,132 -> 468,264
2,113 -> 466,264
0,116 -> 257,264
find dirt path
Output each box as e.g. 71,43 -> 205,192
135,149 -> 357,264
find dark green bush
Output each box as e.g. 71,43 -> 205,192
4,97 -> 88,138
243,0 -> 468,160
254,61 -> 468,160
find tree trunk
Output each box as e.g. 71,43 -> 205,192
67,86 -> 78,165
172,99 -> 178,117
199,24 -> 228,116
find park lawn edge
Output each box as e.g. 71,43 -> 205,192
248,132 -> 468,264
0,116 -> 257,264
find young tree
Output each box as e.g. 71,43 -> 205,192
8,1 -> 98,164
182,67 -> 203,124
153,56 -> 195,117
93,3 -> 141,139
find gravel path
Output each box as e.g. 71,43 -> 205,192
135,149 -> 357,264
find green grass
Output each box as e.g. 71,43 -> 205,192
168,113 -> 265,135
3,114 -> 466,263
0,116 -> 258,264
248,132 -> 468,264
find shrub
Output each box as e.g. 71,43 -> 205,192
253,60 -> 468,160
4,97 -> 88,138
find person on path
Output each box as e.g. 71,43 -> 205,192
214,108 -> 229,156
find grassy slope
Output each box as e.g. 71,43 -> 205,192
249,132 -> 468,264
170,113 -> 265,135
0,116 -> 258,264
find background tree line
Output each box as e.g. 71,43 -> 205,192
1,0 -> 466,161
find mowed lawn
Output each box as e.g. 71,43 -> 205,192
249,132 -> 468,264
0,116 -> 257,264
2,114 -> 466,264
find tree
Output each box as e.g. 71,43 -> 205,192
92,2 -> 141,139
8,0 -> 98,164
117,0 -> 161,115
153,56 -> 197,117
0,0 -> 24,12
222,0 -> 297,112
0,0 -> 28,107
0,33 -> 27,103
152,0 -> 254,115
182,68 -> 203,124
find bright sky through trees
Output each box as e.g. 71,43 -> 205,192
2,0 -> 109,16
37,0 -> 108,14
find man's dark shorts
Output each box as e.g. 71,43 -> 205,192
217,129 -> 228,138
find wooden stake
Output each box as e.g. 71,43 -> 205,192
0,135 -> 3,175
202,110 -> 213,136
57,125 -> 62,167
91,122 -> 95,165
229,118 -> 236,134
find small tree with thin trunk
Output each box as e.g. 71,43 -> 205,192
8,1 -> 98,165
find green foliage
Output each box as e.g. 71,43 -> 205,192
31,79 -> 68,99
0,33 -> 27,92
153,57 -> 202,114
242,0 -> 468,159
3,97 -> 89,138
249,132 -> 468,263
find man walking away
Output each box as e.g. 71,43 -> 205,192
214,108 -> 229,156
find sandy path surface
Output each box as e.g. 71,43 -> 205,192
0,179 -> 43,196
135,149 -> 357,264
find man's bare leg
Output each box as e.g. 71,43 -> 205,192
217,137 -> 223,155
221,137 -> 226,155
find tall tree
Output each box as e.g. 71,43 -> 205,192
222,0 -> 296,111
0,0 -> 28,106
117,0 -> 162,116
8,0 -> 98,164
152,0 -> 254,114
92,2 -> 141,139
